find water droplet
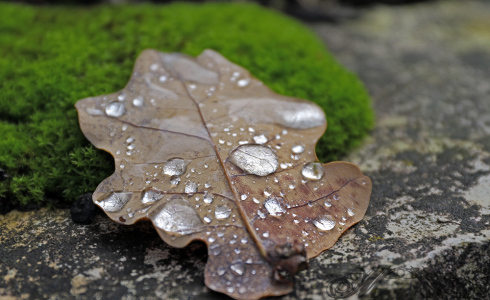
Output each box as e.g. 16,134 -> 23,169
203,192 -> 213,204
347,208 -> 355,217
230,262 -> 245,275
333,193 -> 340,200
122,124 -> 128,131
185,181 -> 198,194
188,84 -> 196,90
170,176 -> 181,185
203,216 -> 212,223
229,144 -> 278,176
237,78 -> 250,87
294,219 -> 300,224
362,180 -> 367,185
240,194 -> 247,201
253,134 -> 268,144
127,144 -> 135,150
208,236 -> 216,243
159,75 -> 167,82
219,139 -> 225,144
226,286 -> 235,293
118,92 -> 126,101
240,237 -> 248,244
142,188 -> 164,204
119,164 -> 125,169
105,102 -> 126,117
248,127 -> 255,132
257,210 -> 267,219
215,205 -> 232,219
264,197 -> 286,216
126,137 -> 134,143
234,249 -> 241,255
264,187 -> 272,197
325,201 -> 332,208
238,140 -> 248,145
253,197 -> 260,204
217,267 -> 226,276
204,182 -> 211,188
97,192 -> 131,212
150,63 -> 158,71
132,96 -> 144,107
292,143 -> 305,154
289,184 -> 295,189
313,215 -> 336,231
150,198 -> 203,234
163,158 -> 187,176
301,162 -> 325,180
85,108 -> 105,116
262,232 -> 269,238
238,286 -> 247,294
210,244 -> 221,256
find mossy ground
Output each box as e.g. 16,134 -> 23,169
0,2 -> 373,208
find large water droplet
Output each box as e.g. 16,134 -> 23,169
264,197 -> 286,216
150,198 -> 203,234
105,102 -> 126,117
313,215 -> 336,231
230,262 -> 245,275
141,188 -> 164,204
185,181 -> 198,194
253,134 -> 268,144
163,158 -> 187,176
132,96 -> 144,107
97,192 -> 131,212
215,205 -> 232,219
292,143 -> 305,154
301,162 -> 324,180
229,144 -> 278,176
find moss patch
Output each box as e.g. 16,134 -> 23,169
0,2 -> 374,207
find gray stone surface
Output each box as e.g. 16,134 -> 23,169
1,0 -> 490,299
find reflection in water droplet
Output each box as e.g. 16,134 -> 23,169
132,96 -> 144,107
333,194 -> 340,200
118,92 -> 126,101
203,192 -> 213,204
159,75 -> 167,82
241,237 -> 248,244
262,232 -> 269,238
105,102 -> 126,117
163,158 -> 187,176
185,181 -> 198,194
204,216 -> 212,223
313,215 -> 336,231
253,197 -> 260,204
240,194 -> 247,200
150,198 -> 203,234
229,144 -> 278,176
292,143 -> 305,154
264,197 -> 286,216
301,162 -> 325,180
230,262 -> 245,275
205,182 -> 211,188
142,188 -> 164,204
264,187 -> 272,197
238,286 -> 247,294
325,201 -> 332,208
208,236 -> 216,243
215,205 -> 231,219
253,134 -> 268,144
226,286 -> 235,293
97,192 -> 131,212
210,244 -> 221,256
347,208 -> 355,217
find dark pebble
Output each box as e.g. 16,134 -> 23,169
71,193 -> 96,224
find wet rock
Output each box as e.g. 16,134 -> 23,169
71,193 -> 96,224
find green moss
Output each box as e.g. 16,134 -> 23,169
0,2 -> 374,206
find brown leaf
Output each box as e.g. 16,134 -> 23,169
75,49 -> 372,299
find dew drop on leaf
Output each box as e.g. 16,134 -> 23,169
150,198 -> 202,234
97,192 -> 131,212
264,196 -> 286,216
230,261 -> 245,275
301,162 -> 325,180
141,188 -> 164,204
253,134 -> 268,144
185,181 -> 198,194
163,158 -> 187,176
105,102 -> 126,117
229,144 -> 278,176
215,205 -> 232,219
313,215 -> 336,231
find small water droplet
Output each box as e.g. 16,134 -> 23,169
208,236 -> 216,243
170,176 -> 181,185
238,140 -> 248,145
289,184 -> 295,189
257,210 -> 267,219
230,262 -> 245,275
292,143 -> 305,154
118,92 -> 126,101
264,187 -> 272,197
294,219 -> 300,224
253,197 -> 260,204
229,144 -> 278,176
127,144 -> 135,150
185,181 -> 198,194
253,134 -> 268,144
163,158 -> 187,176
248,127 -> 255,132
238,286 -> 247,294
142,188 -> 164,204
301,162 -> 325,180
122,124 -> 128,131
97,192 -> 131,212
150,63 -> 158,71
119,164 -> 125,169
240,194 -> 247,201
325,201 -> 332,208
264,197 -> 286,216
217,267 -> 226,276
234,249 -> 241,255
215,205 -> 232,219
280,163 -> 288,169
226,286 -> 235,293
105,102 -> 126,117
132,96 -> 144,107
362,180 -> 367,185
159,75 -> 167,82
150,198 -> 203,234
240,237 -> 248,244
262,232 -> 269,238
85,108 -> 105,116
203,192 -> 213,204
313,215 -> 336,231
188,84 -> 196,90
237,78 -> 250,87
210,244 -> 221,256
219,139 -> 225,144
333,193 -> 340,200
126,137 -> 134,143
347,208 -> 355,216
203,216 -> 212,223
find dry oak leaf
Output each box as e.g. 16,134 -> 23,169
75,49 -> 372,300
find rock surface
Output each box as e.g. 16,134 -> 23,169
1,0 -> 489,299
